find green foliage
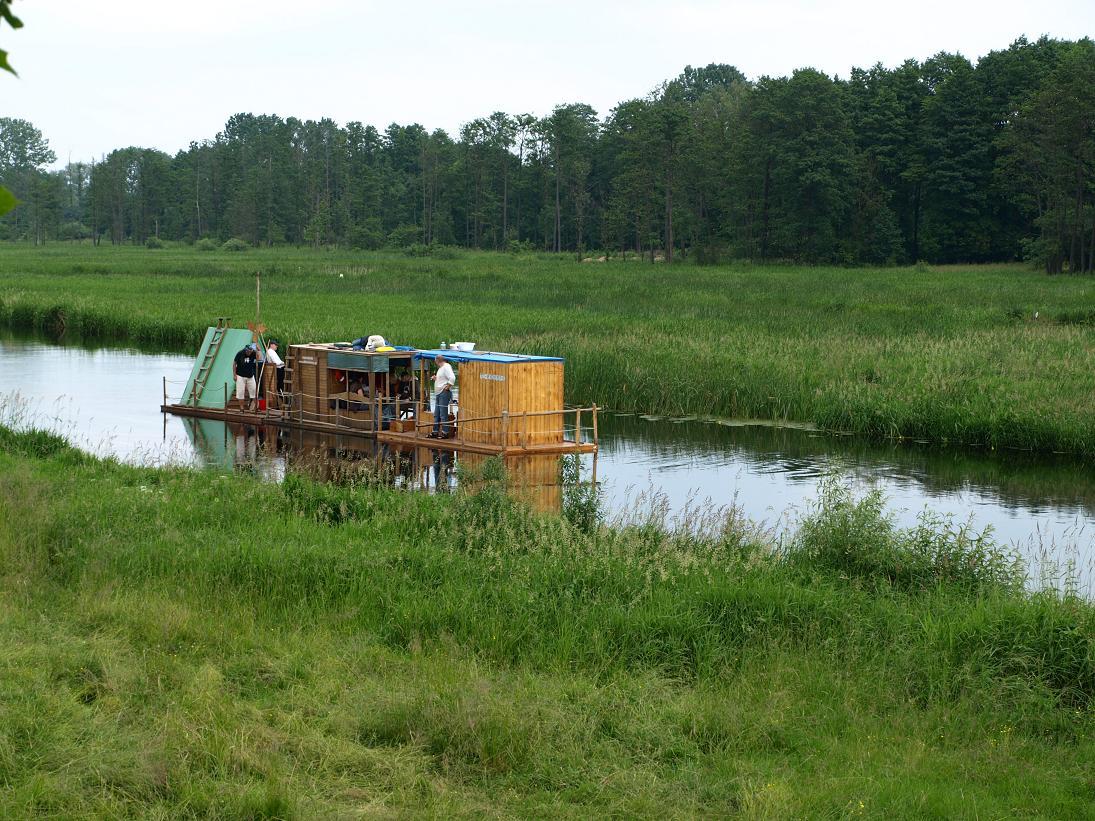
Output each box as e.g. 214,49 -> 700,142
402,242 -> 460,259
0,427 -> 1093,815
0,183 -> 15,216
0,0 -> 23,76
0,425 -> 75,459
58,220 -> 90,241
220,237 -> 249,252
561,454 -> 603,534
144,235 -> 164,249
348,219 -> 383,250
790,479 -> 1023,593
195,237 -> 218,251
4,37 -> 1090,262
387,223 -> 421,248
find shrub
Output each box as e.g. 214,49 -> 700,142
431,245 -> 459,260
195,238 -> 218,252
144,236 -> 165,249
386,224 -> 421,249
401,243 -> 459,259
349,222 -> 383,250
561,454 -> 603,534
221,237 -> 249,252
58,221 -> 91,241
788,479 -> 1022,593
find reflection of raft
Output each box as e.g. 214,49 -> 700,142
162,326 -> 599,465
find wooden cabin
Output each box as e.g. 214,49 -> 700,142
284,343 -> 418,432
409,349 -> 567,449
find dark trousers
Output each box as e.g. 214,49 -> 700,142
433,388 -> 452,436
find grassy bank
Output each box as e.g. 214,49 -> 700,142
2,245 -> 1095,456
1,425 -> 1092,816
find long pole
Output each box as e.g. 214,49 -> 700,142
256,270 -> 261,326
591,403 -> 599,485
162,375 -> 167,407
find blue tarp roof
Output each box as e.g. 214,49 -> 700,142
413,349 -> 563,364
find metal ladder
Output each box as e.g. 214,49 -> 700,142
185,317 -> 230,406
279,347 -> 295,411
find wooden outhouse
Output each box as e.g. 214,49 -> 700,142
412,350 -> 565,448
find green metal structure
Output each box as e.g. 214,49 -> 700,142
182,326 -> 255,408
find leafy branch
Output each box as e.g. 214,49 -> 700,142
0,0 -> 24,215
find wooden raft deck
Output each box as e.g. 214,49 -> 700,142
161,403 -> 598,456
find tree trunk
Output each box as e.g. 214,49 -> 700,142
665,166 -> 674,264
760,157 -> 772,260
911,181 -> 921,263
554,144 -> 561,253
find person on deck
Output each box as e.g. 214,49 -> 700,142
429,354 -> 456,438
265,339 -> 285,392
233,344 -> 259,411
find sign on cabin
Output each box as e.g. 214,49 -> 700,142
480,373 -> 506,382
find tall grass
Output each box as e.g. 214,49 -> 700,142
1,425 -> 1093,814
2,245 -> 1095,456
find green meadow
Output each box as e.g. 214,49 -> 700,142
1,426 -> 1093,817
2,244 -> 1095,456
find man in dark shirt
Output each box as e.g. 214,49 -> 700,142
233,344 -> 258,410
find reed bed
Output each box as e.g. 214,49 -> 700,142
2,245 -> 1095,457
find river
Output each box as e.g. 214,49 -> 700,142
2,331 -> 1091,590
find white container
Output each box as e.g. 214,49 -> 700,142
452,342 -> 476,352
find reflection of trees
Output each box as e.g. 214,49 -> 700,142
598,414 -> 1095,518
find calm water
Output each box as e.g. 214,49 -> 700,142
2,332 -> 1092,588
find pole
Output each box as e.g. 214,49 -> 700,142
256,270 -> 261,327
162,375 -> 167,407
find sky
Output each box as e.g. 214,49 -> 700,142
5,0 -> 1094,168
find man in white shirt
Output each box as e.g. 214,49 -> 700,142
430,354 -> 456,438
265,339 -> 285,392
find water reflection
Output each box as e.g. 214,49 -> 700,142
1,330 -> 1093,587
597,413 -> 1095,520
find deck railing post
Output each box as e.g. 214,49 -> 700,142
575,408 -> 582,446
501,410 -> 509,451
162,375 -> 167,407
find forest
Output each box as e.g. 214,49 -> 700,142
2,35 -> 1093,271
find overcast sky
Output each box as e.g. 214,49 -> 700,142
6,0 -> 1094,167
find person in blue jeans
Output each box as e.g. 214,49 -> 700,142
430,354 -> 456,438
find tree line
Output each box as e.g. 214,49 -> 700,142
2,35 -> 1093,270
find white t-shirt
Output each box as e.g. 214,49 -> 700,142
433,362 -> 455,392
266,346 -> 284,368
